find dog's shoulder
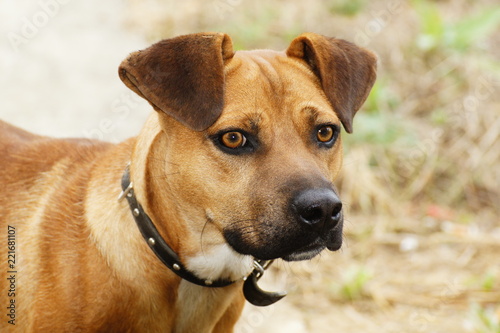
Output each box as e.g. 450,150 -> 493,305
0,119 -> 40,146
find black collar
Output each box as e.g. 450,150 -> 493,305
118,166 -> 286,306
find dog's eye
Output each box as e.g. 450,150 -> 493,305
211,129 -> 255,155
317,126 -> 334,142
315,125 -> 339,148
220,131 -> 247,149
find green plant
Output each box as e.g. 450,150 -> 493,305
328,0 -> 366,16
412,0 -> 500,52
331,266 -> 372,301
468,304 -> 500,333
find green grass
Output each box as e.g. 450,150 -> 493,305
330,266 -> 373,301
328,0 -> 366,17
413,0 -> 500,52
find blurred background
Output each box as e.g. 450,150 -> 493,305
1,0 -> 499,332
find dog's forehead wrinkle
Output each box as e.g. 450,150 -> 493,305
229,51 -> 288,102
253,55 -> 285,97
224,55 -> 332,137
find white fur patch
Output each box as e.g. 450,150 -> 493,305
185,244 -> 254,282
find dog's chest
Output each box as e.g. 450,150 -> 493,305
173,281 -> 242,333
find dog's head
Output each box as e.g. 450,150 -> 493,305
119,33 -> 376,262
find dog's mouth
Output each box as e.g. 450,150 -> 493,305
223,188 -> 344,262
281,241 -> 326,261
280,232 -> 342,261
224,224 -> 343,262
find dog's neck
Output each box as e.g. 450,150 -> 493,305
128,112 -> 161,217
126,113 -> 255,330
84,114 -> 247,331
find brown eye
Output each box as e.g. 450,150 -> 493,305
221,131 -> 247,149
317,126 -> 334,143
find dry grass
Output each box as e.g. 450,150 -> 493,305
123,0 -> 500,331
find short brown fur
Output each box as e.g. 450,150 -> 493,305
0,32 -> 376,332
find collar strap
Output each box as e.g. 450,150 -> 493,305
119,167 -> 234,287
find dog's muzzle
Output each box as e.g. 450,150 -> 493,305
224,185 -> 344,262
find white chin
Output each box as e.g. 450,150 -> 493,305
185,244 -> 254,281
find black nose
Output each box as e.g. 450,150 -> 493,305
292,189 -> 342,231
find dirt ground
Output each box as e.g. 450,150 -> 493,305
1,1 -> 498,332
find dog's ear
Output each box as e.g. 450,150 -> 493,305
119,32 -> 234,131
286,33 -> 377,133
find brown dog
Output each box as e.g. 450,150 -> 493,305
0,32 -> 376,332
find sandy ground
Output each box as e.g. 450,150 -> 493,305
1,1 -> 499,333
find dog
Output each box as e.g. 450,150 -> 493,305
0,32 -> 376,332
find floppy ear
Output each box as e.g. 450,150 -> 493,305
119,32 -> 234,131
286,33 -> 377,133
